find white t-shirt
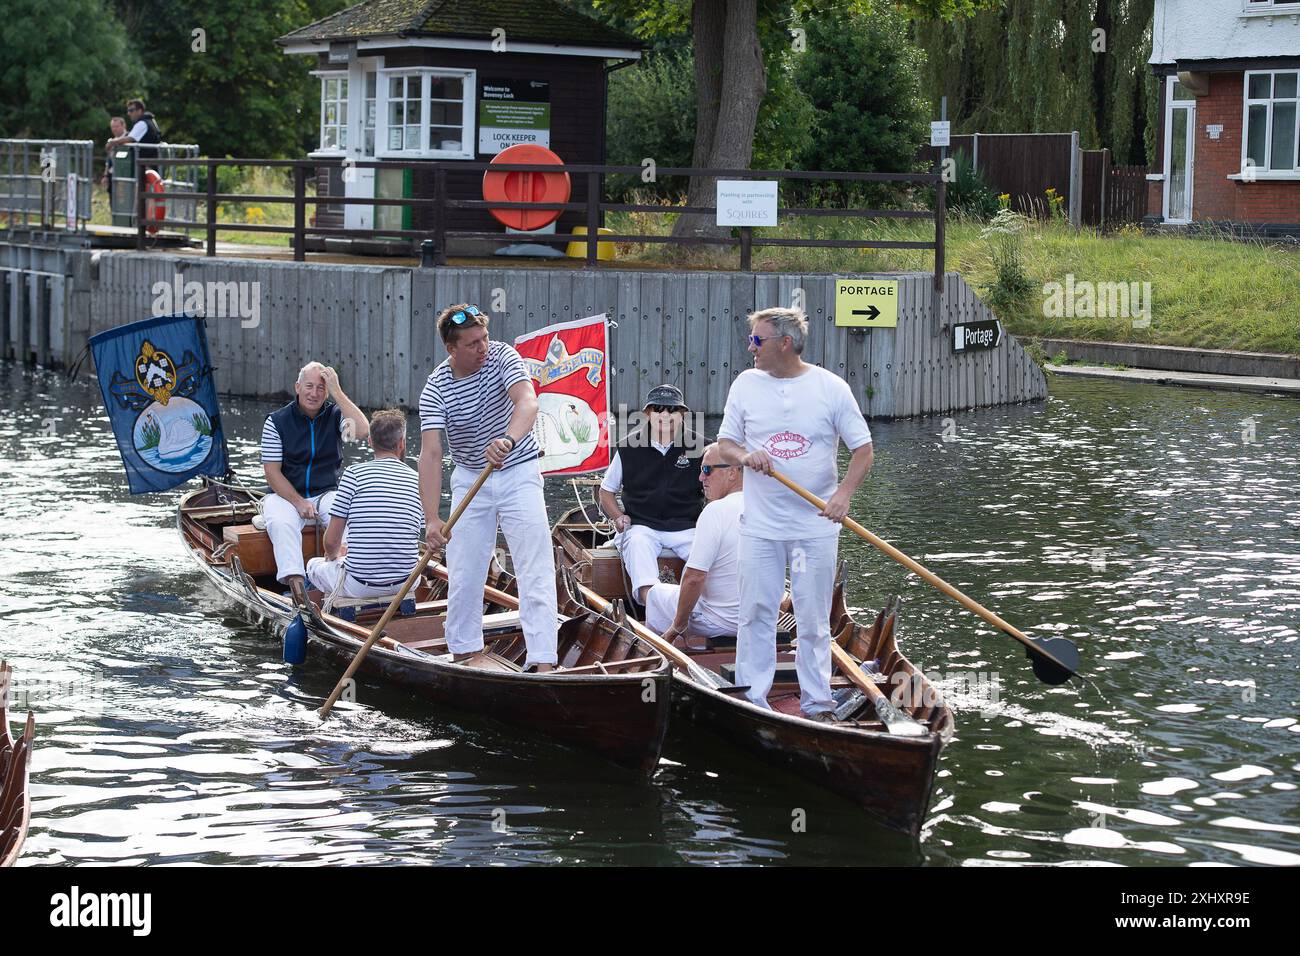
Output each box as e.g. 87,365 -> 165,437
128,120 -> 149,142
718,365 -> 872,540
599,439 -> 672,492
685,491 -> 744,626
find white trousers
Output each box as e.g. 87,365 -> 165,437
262,491 -> 335,584
644,582 -> 737,639
735,533 -> 839,716
616,524 -> 695,597
305,557 -> 403,601
446,461 -> 557,665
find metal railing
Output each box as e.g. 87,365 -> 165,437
134,157 -> 946,286
111,142 -> 202,231
0,139 -> 94,229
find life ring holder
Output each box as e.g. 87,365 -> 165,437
482,144 -> 570,232
144,169 -> 166,235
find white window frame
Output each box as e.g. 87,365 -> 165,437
1240,69 -> 1300,179
376,68 -> 476,160
1242,0 -> 1300,11
313,71 -> 349,156
1163,76 -> 1197,223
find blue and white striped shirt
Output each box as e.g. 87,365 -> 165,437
328,457 -> 424,585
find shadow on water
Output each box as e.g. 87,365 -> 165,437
3,362 -> 1299,865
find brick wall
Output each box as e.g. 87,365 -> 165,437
1190,72 -> 1300,224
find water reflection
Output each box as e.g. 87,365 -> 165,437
2,362 -> 1297,865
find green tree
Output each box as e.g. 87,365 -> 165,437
0,0 -> 145,139
911,0 -> 1155,164
791,4 -> 930,195
109,0 -> 351,157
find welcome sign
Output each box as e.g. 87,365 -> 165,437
478,79 -> 551,154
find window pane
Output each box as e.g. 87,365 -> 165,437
434,135 -> 462,152
1276,73 -> 1298,99
1270,102 -> 1297,169
430,77 -> 462,100
408,99 -> 420,123
365,72 -> 376,97
1247,104 -> 1269,167
325,103 -> 337,125
428,103 -> 463,125
323,127 -> 336,149
1248,104 -> 1268,167
389,101 -> 404,126
390,76 -> 402,98
1248,74 -> 1271,99
1172,80 -> 1190,101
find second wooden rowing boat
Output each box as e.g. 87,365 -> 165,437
551,505 -> 954,836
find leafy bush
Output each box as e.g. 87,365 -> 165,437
979,208 -> 1035,313
945,149 -> 1000,221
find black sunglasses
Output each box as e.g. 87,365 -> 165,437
700,463 -> 734,476
646,404 -> 681,414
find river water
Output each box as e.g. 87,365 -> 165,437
2,361 -> 1297,866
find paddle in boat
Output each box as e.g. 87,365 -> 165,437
177,480 -> 672,777
1,661 -> 34,867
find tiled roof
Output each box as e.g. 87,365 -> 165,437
279,0 -> 640,50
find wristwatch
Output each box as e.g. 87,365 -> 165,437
502,435 -> 516,451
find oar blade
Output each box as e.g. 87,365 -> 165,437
1027,636 -> 1080,685
871,696 -> 929,737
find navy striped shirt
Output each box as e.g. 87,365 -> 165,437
419,340 -> 539,470
328,457 -> 424,585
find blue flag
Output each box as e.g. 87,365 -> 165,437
91,313 -> 228,494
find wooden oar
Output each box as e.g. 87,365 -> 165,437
826,641 -> 927,736
570,580 -> 731,691
318,462 -> 495,718
768,469 -> 1080,685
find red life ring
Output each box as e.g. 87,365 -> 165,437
483,144 -> 570,231
144,169 -> 165,235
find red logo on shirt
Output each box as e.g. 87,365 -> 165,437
765,431 -> 812,459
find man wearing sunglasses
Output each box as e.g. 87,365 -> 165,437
418,303 -> 557,672
718,307 -> 874,721
598,384 -> 705,606
643,443 -> 744,649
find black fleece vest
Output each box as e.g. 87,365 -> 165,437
617,432 -> 704,532
269,400 -> 342,499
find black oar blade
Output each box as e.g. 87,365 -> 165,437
1027,636 -> 1080,685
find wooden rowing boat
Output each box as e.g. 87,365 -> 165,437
552,504 -> 954,836
1,661 -> 34,867
177,481 -> 672,777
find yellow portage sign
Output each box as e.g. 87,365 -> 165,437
834,278 -> 899,328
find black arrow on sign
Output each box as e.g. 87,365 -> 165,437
852,306 -> 881,321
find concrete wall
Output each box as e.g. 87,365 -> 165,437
1,238 -> 1048,419
1151,0 -> 1300,64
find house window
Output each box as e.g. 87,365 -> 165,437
1244,71 -> 1299,172
1244,1 -> 1300,8
319,75 -> 348,151
378,69 -> 476,159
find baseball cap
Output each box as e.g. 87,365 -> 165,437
644,383 -> 687,410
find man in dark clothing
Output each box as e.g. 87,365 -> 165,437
598,383 -> 705,604
105,99 -> 162,167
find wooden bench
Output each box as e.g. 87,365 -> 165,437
222,524 -> 323,577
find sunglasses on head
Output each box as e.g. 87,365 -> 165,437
448,305 -> 482,325
700,463 -> 734,476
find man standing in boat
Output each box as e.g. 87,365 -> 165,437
306,409 -> 423,602
261,362 -> 369,604
717,308 -> 874,721
598,383 -> 705,607
418,304 -> 557,673
644,442 -> 743,650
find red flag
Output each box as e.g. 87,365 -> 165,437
514,314 -> 611,476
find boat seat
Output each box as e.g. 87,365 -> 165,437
332,598 -> 417,623
221,523 -> 322,577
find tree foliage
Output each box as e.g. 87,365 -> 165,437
0,0 -> 145,139
109,0 -> 351,157
911,0 -> 1156,164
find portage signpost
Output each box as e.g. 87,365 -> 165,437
952,320 -> 1003,352
834,278 -> 899,329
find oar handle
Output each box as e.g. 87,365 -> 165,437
767,469 -> 1073,674
318,463 -> 496,718
828,640 -> 890,708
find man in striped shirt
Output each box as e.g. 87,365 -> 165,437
418,303 -> 557,672
307,409 -> 423,600
261,362 -> 369,603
